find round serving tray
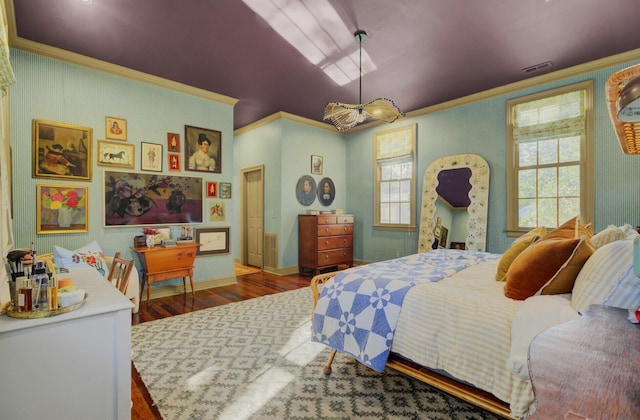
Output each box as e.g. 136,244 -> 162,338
5,292 -> 87,319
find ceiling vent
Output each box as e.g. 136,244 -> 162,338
522,61 -> 553,74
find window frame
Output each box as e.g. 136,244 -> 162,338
373,124 -> 417,231
506,81 -> 594,236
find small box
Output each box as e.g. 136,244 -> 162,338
134,235 -> 146,248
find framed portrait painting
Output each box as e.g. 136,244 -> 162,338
296,175 -> 316,206
184,125 -> 221,173
105,116 -> 127,141
103,171 -> 203,227
97,140 -> 134,168
196,226 -> 230,255
36,184 -> 89,234
141,142 -> 163,172
32,119 -> 92,181
317,177 -> 335,206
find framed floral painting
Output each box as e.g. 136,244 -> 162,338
36,184 -> 89,234
103,171 -> 203,227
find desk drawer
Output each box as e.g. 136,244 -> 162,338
317,235 -> 353,250
317,223 -> 353,237
317,248 -> 353,266
143,248 -> 197,271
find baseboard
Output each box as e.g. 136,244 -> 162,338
263,265 -> 299,276
146,275 -> 237,300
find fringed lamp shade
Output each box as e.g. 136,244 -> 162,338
605,64 -> 640,154
324,98 -> 404,132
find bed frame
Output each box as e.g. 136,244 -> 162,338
310,272 -> 511,419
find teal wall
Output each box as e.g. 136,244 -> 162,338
234,118 -> 346,268
9,50 -> 235,284
345,58 -> 640,259
7,48 -> 640,275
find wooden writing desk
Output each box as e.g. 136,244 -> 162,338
132,243 -> 200,303
528,304 -> 640,419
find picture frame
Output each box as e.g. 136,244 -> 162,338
97,140 -> 135,168
450,242 -> 466,250
105,117 -> 127,141
32,119 -> 92,181
168,153 -> 181,171
206,182 -> 218,198
317,177 -> 335,206
196,226 -> 230,255
103,170 -> 204,227
296,175 -> 316,206
184,125 -> 221,173
311,155 -> 323,175
208,201 -> 225,221
167,132 -> 180,152
153,227 -> 171,245
36,184 -> 89,234
219,182 -> 231,199
141,142 -> 163,172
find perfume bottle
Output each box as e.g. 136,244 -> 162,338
31,263 -> 48,312
48,275 -> 58,310
16,276 -> 32,312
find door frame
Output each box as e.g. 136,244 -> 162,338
240,164 -> 265,267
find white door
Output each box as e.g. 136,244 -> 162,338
244,167 -> 263,267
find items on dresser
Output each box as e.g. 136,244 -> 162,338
298,214 -> 353,275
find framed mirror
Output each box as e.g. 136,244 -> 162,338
418,154 -> 490,252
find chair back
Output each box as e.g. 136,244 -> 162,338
107,252 -> 134,294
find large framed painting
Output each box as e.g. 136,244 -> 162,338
32,119 -> 92,181
36,184 -> 89,234
184,125 -> 221,173
103,171 -> 203,227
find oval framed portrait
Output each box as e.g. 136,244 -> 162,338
317,177 -> 335,206
296,175 -> 316,206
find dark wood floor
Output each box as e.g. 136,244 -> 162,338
130,270 -> 312,420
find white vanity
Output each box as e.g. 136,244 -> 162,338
0,267 -> 133,420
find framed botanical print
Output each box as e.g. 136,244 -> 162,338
105,116 -> 127,141
32,119 -> 92,181
97,140 -> 134,168
36,184 -> 89,234
141,142 -> 163,172
184,125 -> 221,173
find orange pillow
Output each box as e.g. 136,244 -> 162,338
504,235 -> 594,300
542,215 -> 593,241
495,227 -> 546,281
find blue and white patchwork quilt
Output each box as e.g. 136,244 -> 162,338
311,249 -> 500,372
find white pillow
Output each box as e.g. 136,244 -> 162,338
571,239 -> 640,313
54,241 -> 109,277
619,224 -> 640,240
590,225 -> 625,248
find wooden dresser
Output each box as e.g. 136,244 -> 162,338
299,214 -> 353,275
528,304 -> 640,419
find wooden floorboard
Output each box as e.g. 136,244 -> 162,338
131,270 -> 311,419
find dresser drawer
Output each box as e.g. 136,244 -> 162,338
317,223 -> 354,237
317,215 -> 337,225
336,215 -> 354,224
317,248 -> 353,266
317,235 -> 353,250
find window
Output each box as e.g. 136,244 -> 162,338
374,124 -> 416,230
506,81 -> 594,234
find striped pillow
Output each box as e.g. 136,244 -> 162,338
571,239 -> 640,313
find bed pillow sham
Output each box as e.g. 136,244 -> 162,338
53,240 -> 109,277
541,215 -> 592,241
495,226 -> 546,281
590,225 -> 626,249
504,235 -> 594,300
571,239 -> 640,313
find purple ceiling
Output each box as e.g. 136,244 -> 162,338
9,0 -> 640,130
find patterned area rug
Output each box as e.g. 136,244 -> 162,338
132,287 -> 502,420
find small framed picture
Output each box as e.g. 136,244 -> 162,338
196,226 -> 230,255
141,142 -> 163,172
167,132 -> 180,152
168,153 -> 181,171
311,155 -> 323,175
97,140 -> 135,168
185,125 -> 221,173
206,182 -> 218,198
36,184 -> 89,234
450,242 -> 466,250
209,201 -> 225,221
219,182 -> 231,199
105,117 -> 127,141
32,119 -> 92,181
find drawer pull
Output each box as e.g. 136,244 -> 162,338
324,255 -> 329,259
324,228 -> 330,233
325,240 -> 330,245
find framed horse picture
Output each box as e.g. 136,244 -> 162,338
97,140 -> 135,168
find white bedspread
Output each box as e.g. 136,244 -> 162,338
392,260 -> 541,418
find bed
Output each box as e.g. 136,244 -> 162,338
310,221 -> 640,419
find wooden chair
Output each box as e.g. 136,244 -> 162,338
107,252 -> 134,295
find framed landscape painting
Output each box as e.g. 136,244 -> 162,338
103,171 -> 203,227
